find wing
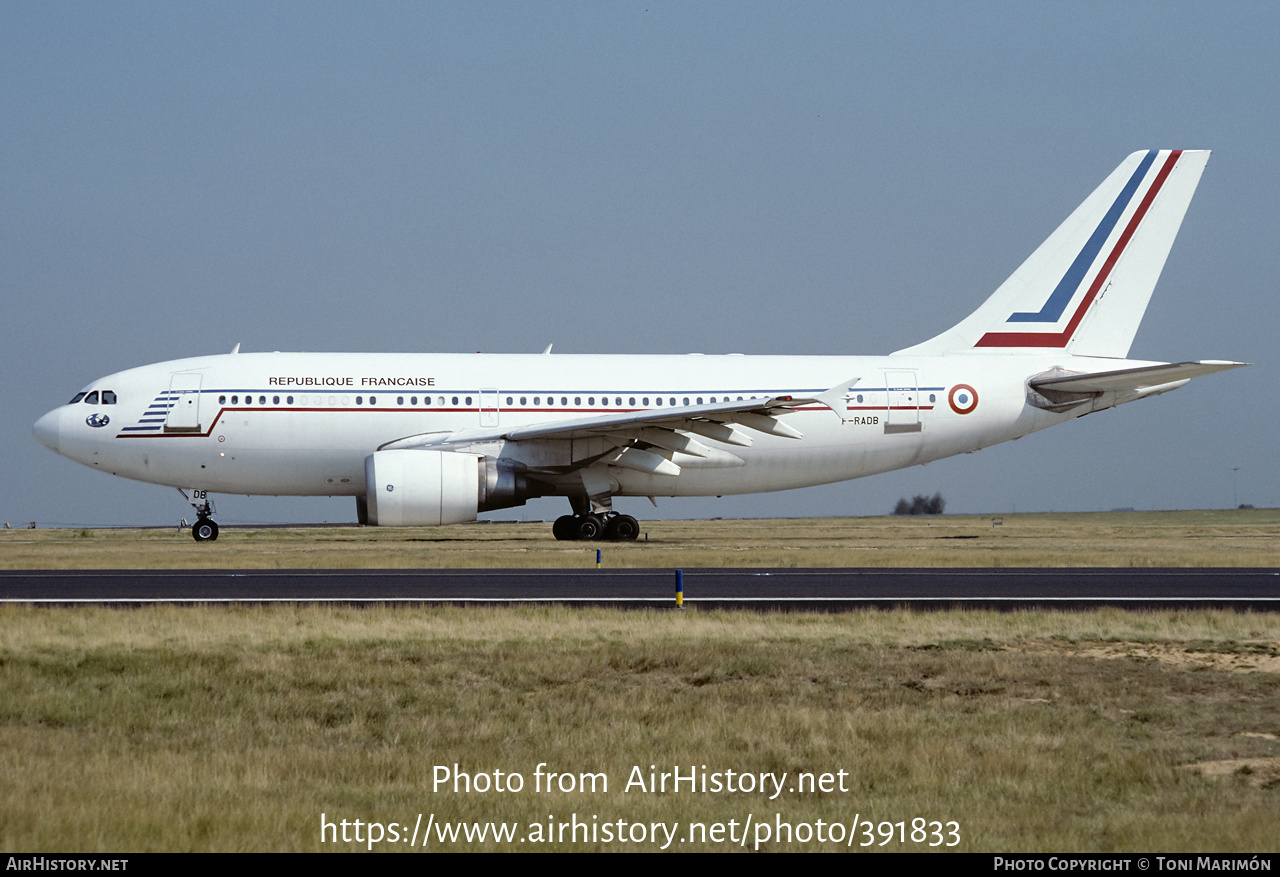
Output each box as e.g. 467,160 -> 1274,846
377,378 -> 859,476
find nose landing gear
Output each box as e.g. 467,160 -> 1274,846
179,489 -> 219,542
192,517 -> 219,542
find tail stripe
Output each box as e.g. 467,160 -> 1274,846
975,149 -> 1183,348
1007,150 -> 1158,323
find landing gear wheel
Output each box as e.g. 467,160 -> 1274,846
553,511 -> 641,541
575,515 -> 604,541
606,514 -> 640,541
192,518 -> 219,543
552,515 -> 579,541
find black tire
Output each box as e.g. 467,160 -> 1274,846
608,514 -> 640,541
576,515 -> 603,540
552,515 -> 578,541
192,519 -> 219,542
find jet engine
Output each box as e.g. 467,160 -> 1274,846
363,449 -> 534,526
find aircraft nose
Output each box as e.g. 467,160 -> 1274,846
33,409 -> 62,454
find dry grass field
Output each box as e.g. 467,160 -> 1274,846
1,511 -> 1277,852
2,508 -> 1278,569
0,605 -> 1277,852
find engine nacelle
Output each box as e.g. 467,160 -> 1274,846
363,450 -> 533,526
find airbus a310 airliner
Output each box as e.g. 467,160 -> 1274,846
34,150 -> 1245,542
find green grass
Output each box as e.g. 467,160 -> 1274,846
1,606 -> 1277,852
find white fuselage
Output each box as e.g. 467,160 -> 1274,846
34,349 -> 1123,501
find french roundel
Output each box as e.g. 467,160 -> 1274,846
948,384 -> 978,415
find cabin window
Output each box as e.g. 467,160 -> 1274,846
397,396 -> 404,405
615,397 -> 622,406
287,396 -> 294,404
231,395 -> 239,404
670,397 -> 676,406
588,397 -> 595,406
929,394 -> 937,403
533,397 -> 541,406
219,395 -> 227,405
697,397 -> 703,405
520,397 -> 527,406
601,397 -> 609,406
856,394 -> 864,403
656,397 -> 663,406
369,396 -> 377,405
506,396 -> 513,405
244,395 -> 253,405
356,397 -> 363,405
683,397 -> 690,406
574,397 -> 581,406
273,396 -> 280,404
642,397 -> 649,406
410,396 -> 418,405
561,397 -> 568,406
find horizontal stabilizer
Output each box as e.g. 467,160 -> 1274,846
1026,360 -> 1246,412
1030,360 -> 1247,394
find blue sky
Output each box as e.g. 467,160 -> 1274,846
4,2 -> 1275,527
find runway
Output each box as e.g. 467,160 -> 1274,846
3,568 -> 1279,610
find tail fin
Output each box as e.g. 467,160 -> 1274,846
895,150 -> 1210,358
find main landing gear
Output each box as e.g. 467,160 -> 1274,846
552,512 -> 640,542
179,489 -> 219,543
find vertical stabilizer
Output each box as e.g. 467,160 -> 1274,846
895,150 -> 1210,358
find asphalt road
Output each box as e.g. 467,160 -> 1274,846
3,568 -> 1278,610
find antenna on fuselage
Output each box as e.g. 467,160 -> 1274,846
230,343 -> 241,354
542,343 -> 553,354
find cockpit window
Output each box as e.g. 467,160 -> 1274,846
101,390 -> 117,405
68,392 -> 87,404
84,391 -> 99,405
